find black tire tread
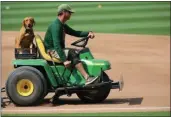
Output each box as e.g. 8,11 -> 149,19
76,72 -> 111,103
6,67 -> 45,106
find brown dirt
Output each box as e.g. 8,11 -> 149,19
1,31 -> 170,114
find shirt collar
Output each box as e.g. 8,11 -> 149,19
56,18 -> 65,25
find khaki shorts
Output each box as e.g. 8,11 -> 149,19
47,48 -> 80,66
47,49 -> 69,59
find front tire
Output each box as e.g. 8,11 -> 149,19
6,67 -> 45,106
76,72 -> 111,103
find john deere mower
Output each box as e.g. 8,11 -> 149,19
4,35 -> 124,106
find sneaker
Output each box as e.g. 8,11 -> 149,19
85,76 -> 99,85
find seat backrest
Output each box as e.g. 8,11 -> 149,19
35,34 -> 62,63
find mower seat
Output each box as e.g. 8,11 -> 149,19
35,34 -> 62,63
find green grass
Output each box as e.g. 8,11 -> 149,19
1,2 -> 170,35
2,111 -> 170,116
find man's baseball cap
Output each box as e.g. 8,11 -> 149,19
57,4 -> 75,14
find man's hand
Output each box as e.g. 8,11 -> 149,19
64,60 -> 71,68
88,31 -> 95,39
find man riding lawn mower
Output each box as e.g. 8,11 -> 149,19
3,4 -> 124,106
44,4 -> 99,86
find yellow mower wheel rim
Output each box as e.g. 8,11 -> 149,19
17,79 -> 34,96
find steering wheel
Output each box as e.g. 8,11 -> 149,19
71,37 -> 89,48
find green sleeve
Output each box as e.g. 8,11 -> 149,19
51,24 -> 67,62
64,24 -> 89,37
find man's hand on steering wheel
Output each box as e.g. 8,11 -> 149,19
71,32 -> 95,48
88,31 -> 95,39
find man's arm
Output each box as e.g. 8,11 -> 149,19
64,24 -> 89,37
51,24 -> 67,62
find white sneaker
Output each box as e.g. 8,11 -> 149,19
85,76 -> 99,85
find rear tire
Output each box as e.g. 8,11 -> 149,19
18,66 -> 48,99
6,66 -> 47,106
76,72 -> 111,103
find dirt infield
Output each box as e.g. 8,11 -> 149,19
1,31 -> 170,114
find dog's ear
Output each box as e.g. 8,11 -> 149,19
22,17 -> 28,27
22,18 -> 25,27
30,17 -> 36,26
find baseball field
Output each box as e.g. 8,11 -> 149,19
1,1 -> 170,116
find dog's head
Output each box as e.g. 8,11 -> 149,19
22,17 -> 35,29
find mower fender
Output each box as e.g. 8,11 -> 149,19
81,59 -> 111,76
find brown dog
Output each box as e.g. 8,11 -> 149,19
15,17 -> 36,53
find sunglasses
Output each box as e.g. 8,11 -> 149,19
64,10 -> 72,14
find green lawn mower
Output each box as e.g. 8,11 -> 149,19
4,34 -> 124,106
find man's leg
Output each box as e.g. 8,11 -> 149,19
66,48 -> 99,85
75,62 -> 89,79
65,48 -> 88,78
75,62 -> 99,85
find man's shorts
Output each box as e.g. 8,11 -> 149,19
48,49 -> 69,59
47,48 -> 80,66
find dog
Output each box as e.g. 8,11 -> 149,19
15,17 -> 36,54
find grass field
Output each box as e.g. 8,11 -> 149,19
2,111 -> 170,116
1,1 -> 170,35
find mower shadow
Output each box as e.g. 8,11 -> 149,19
40,97 -> 143,106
